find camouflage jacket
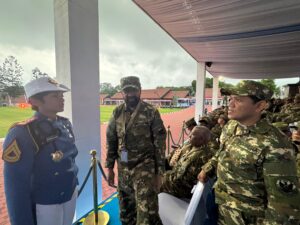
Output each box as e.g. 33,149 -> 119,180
211,124 -> 222,138
280,103 -> 294,114
161,144 -> 212,199
105,101 -> 166,175
166,143 -> 192,168
202,119 -> 300,223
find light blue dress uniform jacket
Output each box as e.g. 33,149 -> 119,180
3,112 -> 78,225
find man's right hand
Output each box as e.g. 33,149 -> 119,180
108,168 -> 115,187
197,170 -> 208,183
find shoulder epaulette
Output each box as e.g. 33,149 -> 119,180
9,117 -> 37,131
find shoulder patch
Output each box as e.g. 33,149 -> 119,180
276,179 -> 297,194
9,117 -> 37,130
2,139 -> 21,163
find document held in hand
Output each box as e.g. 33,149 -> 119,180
184,181 -> 205,225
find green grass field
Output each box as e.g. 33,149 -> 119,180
0,106 -> 181,138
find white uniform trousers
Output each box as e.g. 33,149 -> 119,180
36,188 -> 77,225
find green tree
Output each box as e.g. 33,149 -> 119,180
259,79 -> 279,96
219,81 -> 234,89
205,78 -> 213,88
100,82 -> 118,96
32,67 -> 48,80
191,78 -> 233,93
0,56 -> 24,105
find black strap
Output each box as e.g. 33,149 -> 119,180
27,119 -> 60,151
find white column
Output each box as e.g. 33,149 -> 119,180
54,0 -> 101,218
212,76 -> 219,110
195,62 -> 206,122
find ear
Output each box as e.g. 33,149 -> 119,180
28,97 -> 42,108
255,100 -> 268,112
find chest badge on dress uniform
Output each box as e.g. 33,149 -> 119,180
2,139 -> 21,163
51,150 -> 64,162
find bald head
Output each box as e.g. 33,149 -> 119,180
190,126 -> 211,147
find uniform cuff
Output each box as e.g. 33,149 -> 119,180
202,163 -> 215,177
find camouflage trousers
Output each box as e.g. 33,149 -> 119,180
160,172 -> 193,199
217,205 -> 264,225
117,159 -> 162,225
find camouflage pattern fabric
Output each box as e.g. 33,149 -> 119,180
120,76 -> 141,91
211,124 -> 223,138
207,133 -> 220,156
280,103 -> 293,114
105,100 -> 166,225
118,159 -> 161,225
185,117 -> 197,129
274,105 -> 300,124
221,80 -> 273,100
167,143 -> 192,167
105,100 -> 166,174
202,119 -> 300,224
161,145 -> 212,199
208,106 -> 228,124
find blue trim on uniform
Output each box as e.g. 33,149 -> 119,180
177,23 -> 300,42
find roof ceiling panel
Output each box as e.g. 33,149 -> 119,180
133,0 -> 300,79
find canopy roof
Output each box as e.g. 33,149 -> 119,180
133,0 -> 300,79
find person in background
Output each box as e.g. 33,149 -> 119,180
161,126 -> 212,199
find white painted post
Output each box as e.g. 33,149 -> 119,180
54,0 -> 101,218
212,76 -> 219,110
195,62 -> 206,122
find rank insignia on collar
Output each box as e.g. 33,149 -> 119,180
51,150 -> 64,162
2,139 -> 21,163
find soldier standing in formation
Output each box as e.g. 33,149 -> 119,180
105,76 -> 166,225
2,77 -> 79,225
198,80 -> 300,224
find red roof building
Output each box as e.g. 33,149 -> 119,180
99,94 -> 109,105
103,88 -> 192,107
102,88 -> 223,108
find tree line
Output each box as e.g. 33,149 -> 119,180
101,78 -> 280,97
0,55 -> 281,105
0,56 -> 49,105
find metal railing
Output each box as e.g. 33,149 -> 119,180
76,150 -> 116,225
166,121 -> 189,154
75,122 -> 187,224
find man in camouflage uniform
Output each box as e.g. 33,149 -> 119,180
161,126 -> 212,199
170,117 -> 197,150
105,76 -> 166,225
211,114 -> 228,138
199,116 -> 220,155
283,94 -> 300,123
291,122 -> 300,181
198,80 -> 300,225
280,96 -> 294,114
185,117 -> 197,132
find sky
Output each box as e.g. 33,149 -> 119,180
0,0 -> 299,89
